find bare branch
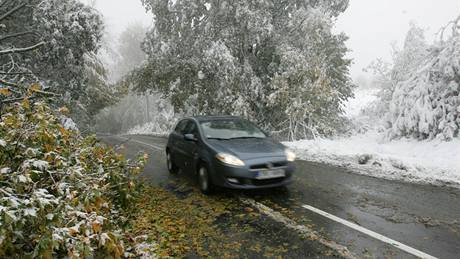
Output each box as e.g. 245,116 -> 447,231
0,78 -> 18,87
0,95 -> 39,105
0,31 -> 38,42
0,91 -> 58,105
0,41 -> 45,55
32,89 -> 58,96
0,2 -> 27,22
0,71 -> 33,75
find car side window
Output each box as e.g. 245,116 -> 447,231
174,120 -> 188,134
183,121 -> 197,135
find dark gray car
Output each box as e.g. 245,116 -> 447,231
166,116 -> 296,193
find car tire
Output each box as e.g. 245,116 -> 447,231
198,164 -> 213,194
166,151 -> 178,174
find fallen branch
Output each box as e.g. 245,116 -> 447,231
0,41 -> 45,55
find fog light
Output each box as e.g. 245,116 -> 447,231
227,178 -> 239,184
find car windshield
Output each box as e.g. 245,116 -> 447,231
200,119 -> 266,140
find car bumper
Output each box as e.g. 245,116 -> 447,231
210,157 -> 295,189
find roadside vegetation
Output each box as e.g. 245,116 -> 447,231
0,99 -> 154,257
0,0 -> 153,257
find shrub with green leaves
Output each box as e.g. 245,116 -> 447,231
0,100 -> 156,258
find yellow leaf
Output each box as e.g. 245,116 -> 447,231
59,106 -> 69,114
92,222 -> 101,233
69,227 -> 79,236
0,88 -> 11,96
21,98 -> 30,109
58,126 -> 68,136
29,83 -> 42,92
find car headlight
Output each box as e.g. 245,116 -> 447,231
216,153 -> 245,166
285,149 -> 296,162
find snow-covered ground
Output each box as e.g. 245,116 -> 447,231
127,121 -> 171,137
285,132 -> 460,187
286,88 -> 460,188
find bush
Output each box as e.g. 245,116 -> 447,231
0,100 -> 155,257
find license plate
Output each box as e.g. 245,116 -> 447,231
255,169 -> 285,180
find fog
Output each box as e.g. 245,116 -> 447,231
335,0 -> 460,78
90,0 -> 152,34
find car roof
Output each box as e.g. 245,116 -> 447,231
187,115 -> 242,122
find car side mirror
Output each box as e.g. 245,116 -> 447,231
184,133 -> 198,142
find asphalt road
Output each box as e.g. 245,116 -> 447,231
100,134 -> 460,259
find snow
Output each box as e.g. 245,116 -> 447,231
342,88 -> 379,119
285,132 -> 460,187
61,117 -> 78,131
24,208 -> 37,217
197,70 -> 205,80
287,87 -> 460,188
31,160 -> 49,170
127,122 -> 171,137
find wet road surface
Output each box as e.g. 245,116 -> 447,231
100,134 -> 460,259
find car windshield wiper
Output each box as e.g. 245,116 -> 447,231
207,137 -> 231,140
228,136 -> 264,140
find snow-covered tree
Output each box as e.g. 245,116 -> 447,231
136,0 -> 353,140
0,0 -> 110,130
366,24 -> 430,119
387,18 -> 460,140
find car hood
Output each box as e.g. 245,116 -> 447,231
208,138 -> 287,160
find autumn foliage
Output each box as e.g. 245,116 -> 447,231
0,100 -> 155,258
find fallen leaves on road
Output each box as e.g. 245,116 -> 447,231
124,178 -> 349,258
127,185 -> 242,257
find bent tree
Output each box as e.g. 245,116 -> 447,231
136,0 -> 354,140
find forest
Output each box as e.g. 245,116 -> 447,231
0,0 -> 459,257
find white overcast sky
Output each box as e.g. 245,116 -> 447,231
91,0 -> 460,78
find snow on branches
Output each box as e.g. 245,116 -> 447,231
136,0 -> 353,140
387,18 -> 460,140
0,101 -> 155,257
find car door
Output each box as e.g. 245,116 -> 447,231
169,119 -> 189,167
181,120 -> 200,172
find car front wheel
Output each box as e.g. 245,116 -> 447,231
198,165 -> 213,194
166,151 -> 178,174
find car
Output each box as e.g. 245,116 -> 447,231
166,116 -> 296,193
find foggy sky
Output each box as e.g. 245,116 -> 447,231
92,0 -> 460,78
335,0 -> 460,78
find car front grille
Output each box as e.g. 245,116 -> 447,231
249,161 -> 288,170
